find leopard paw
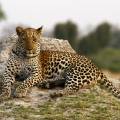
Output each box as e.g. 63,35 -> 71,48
14,87 -> 28,98
0,92 -> 11,103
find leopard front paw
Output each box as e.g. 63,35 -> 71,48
14,87 -> 28,98
0,91 -> 11,102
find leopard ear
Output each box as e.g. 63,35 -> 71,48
37,26 -> 43,34
16,26 -> 23,36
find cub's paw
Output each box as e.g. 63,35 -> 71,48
14,87 -> 28,98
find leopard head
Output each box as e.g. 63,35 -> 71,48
16,26 -> 43,58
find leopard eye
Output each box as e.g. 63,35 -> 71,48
21,35 -> 25,40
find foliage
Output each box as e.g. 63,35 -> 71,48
78,22 -> 112,55
53,21 -> 78,49
91,48 -> 120,72
109,27 -> 120,49
0,4 -> 6,20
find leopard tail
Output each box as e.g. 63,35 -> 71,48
98,72 -> 120,99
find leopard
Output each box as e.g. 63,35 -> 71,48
0,26 -> 120,102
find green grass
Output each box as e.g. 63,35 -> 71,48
0,90 -> 120,120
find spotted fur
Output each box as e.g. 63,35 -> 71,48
0,26 -> 120,101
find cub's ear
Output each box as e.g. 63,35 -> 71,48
16,26 -> 23,36
37,26 -> 43,34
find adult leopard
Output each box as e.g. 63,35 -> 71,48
0,26 -> 120,101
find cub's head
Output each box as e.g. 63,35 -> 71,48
16,26 -> 43,58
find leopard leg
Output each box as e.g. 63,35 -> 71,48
0,55 -> 21,102
0,85 -> 11,102
0,70 -> 15,102
50,78 -> 79,98
14,73 -> 43,98
50,67 -> 81,98
37,78 -> 66,89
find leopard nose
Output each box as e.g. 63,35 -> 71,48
27,47 -> 32,50
25,45 -> 33,50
